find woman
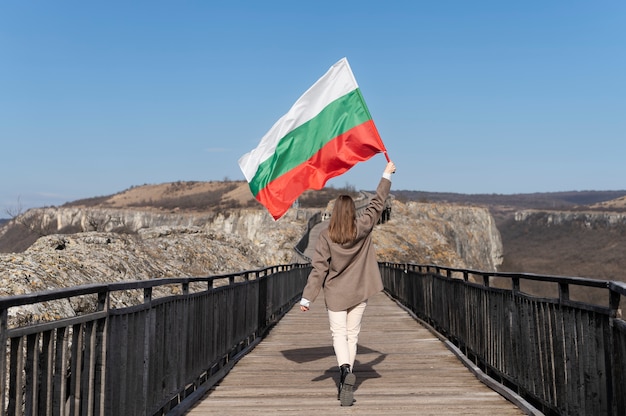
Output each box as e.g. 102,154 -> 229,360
300,160 -> 396,406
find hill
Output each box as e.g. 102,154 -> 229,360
63,180 -> 360,212
63,181 -> 257,211
30,179 -> 626,215
591,195 -> 626,210
393,189 -> 626,211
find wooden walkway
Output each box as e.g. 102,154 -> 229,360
186,292 -> 528,415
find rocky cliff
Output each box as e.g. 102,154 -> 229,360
374,201 -> 502,271
0,200 -> 502,326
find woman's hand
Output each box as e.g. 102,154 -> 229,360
384,161 -> 396,175
300,305 -> 309,312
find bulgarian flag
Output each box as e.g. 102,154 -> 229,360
238,57 -> 388,220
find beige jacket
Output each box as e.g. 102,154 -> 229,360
301,176 -> 391,311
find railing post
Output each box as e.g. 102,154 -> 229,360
95,291 -> 107,416
97,290 -> 107,312
144,287 -> 152,303
142,287 -> 153,414
559,282 -> 570,302
608,287 -> 622,415
257,271 -> 267,334
609,289 -> 621,317
0,308 -> 7,415
512,277 -> 520,293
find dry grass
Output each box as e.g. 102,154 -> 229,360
64,180 -> 358,212
591,195 -> 626,210
67,181 -> 256,211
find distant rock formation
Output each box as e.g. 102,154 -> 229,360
515,209 -> 626,229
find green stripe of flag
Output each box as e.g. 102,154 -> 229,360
248,89 -> 369,197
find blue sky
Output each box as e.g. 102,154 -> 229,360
1,1 -> 625,215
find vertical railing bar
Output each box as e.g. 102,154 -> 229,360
70,324 -> 84,416
53,326 -> 69,416
0,308 -> 7,415
39,330 -> 54,416
24,333 -> 37,415
142,289 -> 153,416
84,321 -> 97,416
608,288 -> 621,416
94,291 -> 108,416
9,337 -> 24,416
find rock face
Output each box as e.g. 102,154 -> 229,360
373,201 -> 502,271
0,201 -> 502,326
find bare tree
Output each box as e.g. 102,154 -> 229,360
4,197 -> 54,237
4,196 -> 24,219
87,213 -> 112,232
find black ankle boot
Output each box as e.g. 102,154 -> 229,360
338,364 -> 350,399
338,364 -> 355,406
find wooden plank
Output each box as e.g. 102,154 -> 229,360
186,292 -> 527,415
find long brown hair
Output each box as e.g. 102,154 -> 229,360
328,195 -> 357,244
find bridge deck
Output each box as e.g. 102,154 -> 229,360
186,292 -> 526,415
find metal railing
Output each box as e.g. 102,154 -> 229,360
0,264 -> 310,416
380,263 -> 626,416
4,262 -> 625,415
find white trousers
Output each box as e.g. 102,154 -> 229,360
327,301 -> 367,369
